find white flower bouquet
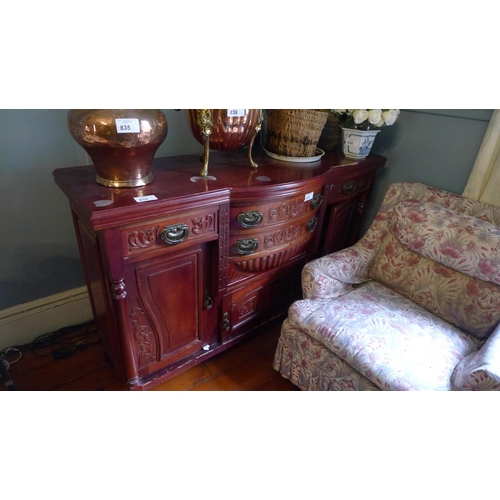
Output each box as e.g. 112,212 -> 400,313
333,109 -> 400,130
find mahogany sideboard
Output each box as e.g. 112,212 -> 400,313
53,148 -> 386,390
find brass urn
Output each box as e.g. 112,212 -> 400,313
185,109 -> 263,177
67,109 -> 168,188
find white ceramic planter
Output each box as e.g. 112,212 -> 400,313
341,127 -> 380,159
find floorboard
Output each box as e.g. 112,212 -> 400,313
1,321 -> 298,392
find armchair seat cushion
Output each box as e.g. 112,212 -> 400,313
288,281 -> 481,390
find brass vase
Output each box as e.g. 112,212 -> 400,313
185,109 -> 263,177
67,109 -> 168,187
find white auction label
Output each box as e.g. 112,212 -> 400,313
345,136 -> 361,147
116,118 -> 140,133
134,195 -> 158,203
227,109 -> 246,117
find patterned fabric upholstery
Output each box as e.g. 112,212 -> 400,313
451,324 -> 500,390
370,201 -> 500,339
275,319 -> 380,391
392,200 -> 500,285
274,182 -> 500,391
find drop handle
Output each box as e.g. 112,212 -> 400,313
306,216 -> 318,232
159,223 -> 189,245
234,238 -> 259,256
237,211 -> 263,228
342,180 -> 357,195
310,193 -> 323,210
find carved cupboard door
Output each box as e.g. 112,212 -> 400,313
125,243 -> 215,376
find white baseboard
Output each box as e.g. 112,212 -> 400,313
0,287 -> 93,350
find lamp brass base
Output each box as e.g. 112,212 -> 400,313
185,109 -> 264,177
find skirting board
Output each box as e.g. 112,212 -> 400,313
0,287 -> 93,351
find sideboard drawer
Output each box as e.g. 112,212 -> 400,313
121,208 -> 218,257
327,173 -> 373,203
230,190 -> 323,230
229,217 -> 316,258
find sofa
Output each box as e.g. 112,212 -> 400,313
273,182 -> 500,390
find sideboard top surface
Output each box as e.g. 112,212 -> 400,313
53,148 -> 386,230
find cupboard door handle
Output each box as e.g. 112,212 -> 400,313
234,238 -> 259,255
342,180 -> 357,195
237,211 -> 263,229
310,193 -> 323,210
159,223 -> 189,245
204,290 -> 214,310
306,216 -> 318,233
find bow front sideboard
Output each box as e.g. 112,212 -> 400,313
53,149 -> 386,390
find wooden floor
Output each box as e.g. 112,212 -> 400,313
0,321 -> 298,391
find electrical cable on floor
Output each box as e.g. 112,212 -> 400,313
27,321 -> 99,359
0,356 -> 16,390
0,321 -> 100,390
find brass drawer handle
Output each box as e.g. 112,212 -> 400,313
310,193 -> 323,210
342,180 -> 357,195
237,211 -> 263,229
159,223 -> 189,245
306,216 -> 318,233
234,238 -> 259,255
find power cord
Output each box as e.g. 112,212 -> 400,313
0,321 -> 100,390
0,355 -> 16,390
27,321 -> 99,359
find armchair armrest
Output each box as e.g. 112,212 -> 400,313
451,325 -> 500,390
300,181 -> 433,301
302,237 -> 378,300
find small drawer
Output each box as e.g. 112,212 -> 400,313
230,190 -> 323,230
231,286 -> 263,329
327,174 -> 372,203
122,209 -> 218,256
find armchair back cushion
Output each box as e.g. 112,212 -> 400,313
369,200 -> 500,339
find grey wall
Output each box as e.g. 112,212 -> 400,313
364,109 -> 493,232
0,110 -> 202,310
0,109 -> 493,311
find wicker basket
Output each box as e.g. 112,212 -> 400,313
265,109 -> 329,157
317,111 -> 342,151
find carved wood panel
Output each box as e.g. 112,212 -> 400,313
122,210 -> 217,256
130,247 -> 209,370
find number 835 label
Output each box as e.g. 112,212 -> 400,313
116,118 -> 140,133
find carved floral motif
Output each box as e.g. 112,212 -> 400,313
191,214 -> 214,234
130,306 -> 156,368
264,225 -> 302,249
268,200 -> 307,223
128,228 -> 157,250
237,296 -> 258,321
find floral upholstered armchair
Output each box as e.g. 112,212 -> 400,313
273,182 -> 500,390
